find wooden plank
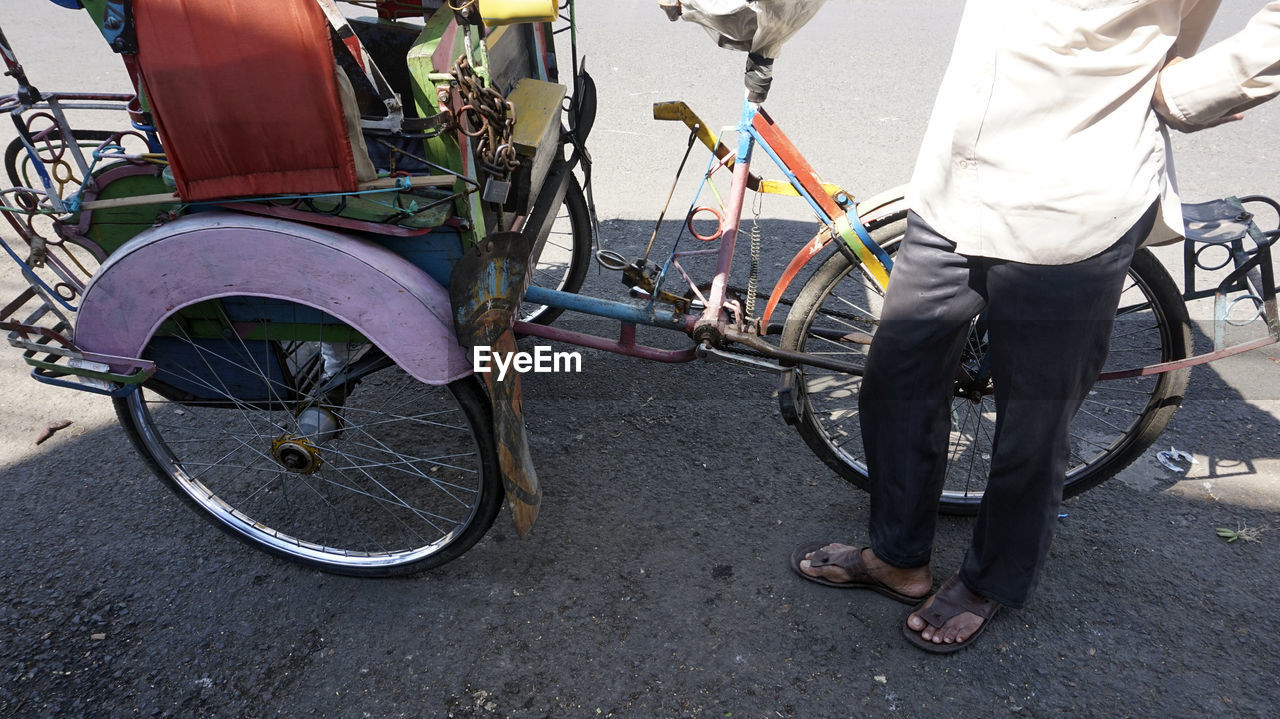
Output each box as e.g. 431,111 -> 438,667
79,192 -> 180,210
359,175 -> 457,190
508,78 -> 565,157
76,175 -> 454,211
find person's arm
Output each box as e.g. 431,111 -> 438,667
1154,1 -> 1280,132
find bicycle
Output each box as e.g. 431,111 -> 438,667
515,102 -> 1280,517
511,44 -> 1278,517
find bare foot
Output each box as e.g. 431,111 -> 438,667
906,596 -> 986,646
903,575 -> 1000,651
799,543 -> 932,599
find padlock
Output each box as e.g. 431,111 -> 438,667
483,177 -> 512,204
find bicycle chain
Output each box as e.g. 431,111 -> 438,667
451,55 -> 520,182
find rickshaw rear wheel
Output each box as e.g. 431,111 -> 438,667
113,296 -> 503,576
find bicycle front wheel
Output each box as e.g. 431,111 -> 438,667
781,214 -> 1191,514
114,296 -> 503,576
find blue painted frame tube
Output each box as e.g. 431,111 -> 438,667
524,285 -> 689,331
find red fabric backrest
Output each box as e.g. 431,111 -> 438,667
132,0 -> 359,201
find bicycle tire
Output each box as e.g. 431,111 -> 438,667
1060,248 -> 1191,498
519,174 -> 592,325
113,296 -> 503,576
781,210 -> 1191,514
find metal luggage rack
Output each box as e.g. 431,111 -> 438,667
1,280 -> 154,398
0,90 -> 158,396
1180,195 -> 1280,355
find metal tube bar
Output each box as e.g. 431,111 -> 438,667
514,320 -> 697,363
523,285 -> 692,331
1097,335 -> 1279,380
699,148 -> 752,327
721,328 -> 863,375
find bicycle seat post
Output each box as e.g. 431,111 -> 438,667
744,52 -> 773,104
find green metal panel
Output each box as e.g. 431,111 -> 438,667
84,171 -> 181,255
407,10 -> 466,178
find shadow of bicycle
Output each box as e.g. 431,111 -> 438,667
1112,315 -> 1280,510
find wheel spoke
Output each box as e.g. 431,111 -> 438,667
119,296 -> 498,575
781,219 -> 1187,514
521,176 -> 590,325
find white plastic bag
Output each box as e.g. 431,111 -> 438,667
666,0 -> 829,58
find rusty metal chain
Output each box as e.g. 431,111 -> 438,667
451,55 -> 519,181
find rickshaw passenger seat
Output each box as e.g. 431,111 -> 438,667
130,0 -> 375,202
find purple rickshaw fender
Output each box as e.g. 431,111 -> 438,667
74,212 -> 471,385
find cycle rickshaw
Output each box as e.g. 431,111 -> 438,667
2,0 -> 595,574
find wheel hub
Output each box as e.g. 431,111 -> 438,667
272,435 -> 323,474
953,375 -> 994,403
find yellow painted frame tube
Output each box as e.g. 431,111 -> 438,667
652,101 -> 848,202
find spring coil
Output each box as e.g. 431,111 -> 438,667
746,218 -> 761,321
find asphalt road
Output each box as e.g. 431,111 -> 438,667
2,2 -> 1280,717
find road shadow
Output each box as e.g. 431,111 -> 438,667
1,217 -> 1278,717
1113,312 -> 1280,511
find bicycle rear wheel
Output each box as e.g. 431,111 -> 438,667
114,295 -> 503,576
781,212 -> 1191,514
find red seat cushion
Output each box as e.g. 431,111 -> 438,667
133,0 -> 359,201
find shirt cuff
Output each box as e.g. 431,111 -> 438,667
1157,57 -> 1249,127
1158,3 -> 1280,127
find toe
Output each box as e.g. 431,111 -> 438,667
799,557 -> 841,583
906,612 -> 927,632
799,549 -> 855,584
906,593 -> 935,635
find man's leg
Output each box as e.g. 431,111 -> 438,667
957,213 -> 1149,607
861,212 -> 987,569
906,204 -> 1155,648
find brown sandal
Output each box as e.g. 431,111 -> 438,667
789,541 -> 928,605
903,573 -> 1001,654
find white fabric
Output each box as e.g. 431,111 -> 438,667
1161,1 -> 1280,123
908,0 -> 1280,265
675,0 -> 829,58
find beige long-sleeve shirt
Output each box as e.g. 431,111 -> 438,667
907,0 -> 1280,265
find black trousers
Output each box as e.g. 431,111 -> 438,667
860,205 -> 1157,608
